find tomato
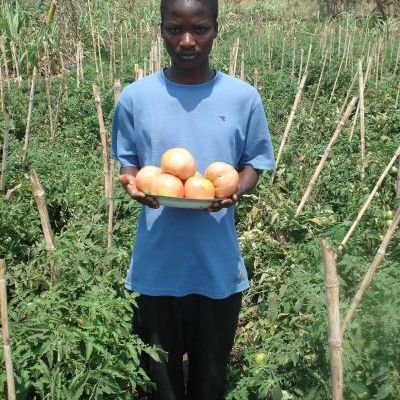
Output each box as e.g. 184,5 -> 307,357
205,161 -> 239,198
254,352 -> 266,365
161,148 -> 196,181
386,210 -> 394,219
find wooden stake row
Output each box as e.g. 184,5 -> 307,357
338,146 -> 400,252
296,97 -> 358,216
341,205 -> 400,335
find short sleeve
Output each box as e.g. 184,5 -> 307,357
111,90 -> 140,167
239,98 -> 275,171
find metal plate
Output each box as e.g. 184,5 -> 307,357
153,195 -> 219,209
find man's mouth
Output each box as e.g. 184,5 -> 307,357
178,52 -> 197,60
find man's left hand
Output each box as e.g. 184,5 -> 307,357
204,192 -> 239,212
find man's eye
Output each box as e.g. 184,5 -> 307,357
195,26 -> 208,34
167,27 -> 180,34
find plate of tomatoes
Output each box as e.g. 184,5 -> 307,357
134,147 -> 239,209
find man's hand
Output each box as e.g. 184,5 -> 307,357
119,167 -> 159,208
204,192 -> 238,212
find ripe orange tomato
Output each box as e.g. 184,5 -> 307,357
161,148 -> 196,181
205,161 -> 239,198
151,173 -> 184,198
184,176 -> 215,200
135,166 -> 162,194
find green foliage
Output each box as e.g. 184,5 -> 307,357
1,1 -> 400,399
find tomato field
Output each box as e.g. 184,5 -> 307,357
1,0 -> 400,399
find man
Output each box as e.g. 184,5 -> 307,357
112,0 -> 275,398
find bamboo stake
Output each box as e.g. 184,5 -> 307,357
109,18 -> 115,85
22,25 -> 28,82
328,26 -> 334,66
380,37 -> 387,81
358,60 -> 366,180
53,79 -> 64,141
394,38 -> 400,75
107,160 -> 115,252
88,0 -> 99,79
92,84 -> 111,198
341,206 -> 400,335
291,35 -> 296,82
106,81 -> 121,252
114,79 -> 121,104
321,239 -> 343,400
375,39 -> 381,88
1,96 -> 10,192
253,68 -> 259,90
339,68 -> 358,115
396,161 -> 400,199
349,56 -> 373,141
280,37 -> 286,72
44,64 -> 54,141
136,67 -> 143,81
271,73 -> 308,182
268,33 -> 273,71
229,38 -> 239,76
59,52 -> 68,100
0,64 -> 3,111
338,147 -> 400,252
158,36 -> 163,71
240,51 -> 245,81
296,97 -> 357,216
79,42 -> 84,83
120,26 -> 124,74
0,259 -> 17,400
22,67 -> 37,165
112,15 -> 116,78
298,48 -> 304,84
233,38 -> 239,77
97,31 -> 105,88
0,38 -> 10,90
344,32 -> 352,70
310,49 -> 328,115
5,184 -> 21,201
303,43 -> 312,78
10,41 -> 21,87
30,170 -> 56,251
149,44 -> 154,75
329,45 -> 346,102
76,41 -> 81,88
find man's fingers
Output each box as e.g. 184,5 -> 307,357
204,198 -> 234,212
119,174 -> 135,185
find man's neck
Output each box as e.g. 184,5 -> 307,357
164,66 -> 215,84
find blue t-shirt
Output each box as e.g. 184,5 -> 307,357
112,69 -> 275,299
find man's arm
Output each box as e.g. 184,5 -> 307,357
119,166 -> 159,208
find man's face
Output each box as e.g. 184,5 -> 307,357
161,0 -> 218,71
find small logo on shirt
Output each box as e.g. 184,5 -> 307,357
218,116 -> 226,121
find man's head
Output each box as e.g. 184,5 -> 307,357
160,0 -> 219,77
160,0 -> 218,28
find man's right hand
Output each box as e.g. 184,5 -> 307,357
119,173 -> 159,209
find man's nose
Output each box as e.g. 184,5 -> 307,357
180,32 -> 195,47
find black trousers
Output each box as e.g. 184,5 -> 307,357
132,292 -> 242,400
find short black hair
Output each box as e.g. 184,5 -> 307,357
160,0 -> 218,24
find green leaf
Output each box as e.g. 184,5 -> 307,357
271,385 -> 283,400
85,341 -> 93,361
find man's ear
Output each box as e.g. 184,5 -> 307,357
213,21 -> 218,38
160,21 -> 166,38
